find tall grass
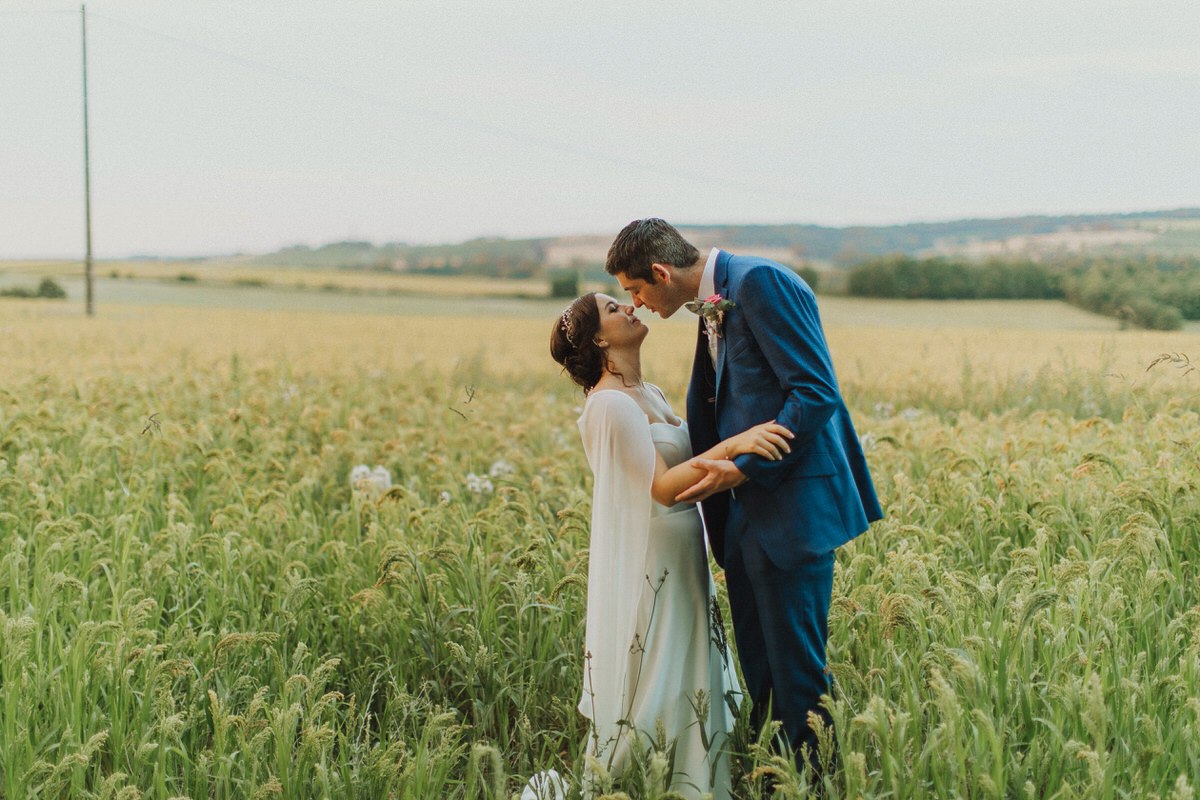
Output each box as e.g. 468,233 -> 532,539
4,302 -> 1200,797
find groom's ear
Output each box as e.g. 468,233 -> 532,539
650,263 -> 671,284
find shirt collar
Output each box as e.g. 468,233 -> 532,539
697,248 -> 719,301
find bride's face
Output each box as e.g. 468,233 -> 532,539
594,293 -> 648,350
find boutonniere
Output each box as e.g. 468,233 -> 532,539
685,293 -> 735,338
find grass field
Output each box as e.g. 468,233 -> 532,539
0,260 -> 562,299
5,296 -> 1200,798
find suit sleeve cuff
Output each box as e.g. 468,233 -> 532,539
732,453 -> 781,490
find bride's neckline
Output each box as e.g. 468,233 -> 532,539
588,388 -> 682,428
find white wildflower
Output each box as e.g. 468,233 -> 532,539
439,491 -> 451,504
466,473 -> 494,495
350,464 -> 392,498
488,459 -> 515,479
521,769 -> 566,800
873,401 -> 894,419
860,431 -> 877,453
900,407 -> 921,422
370,465 -> 391,489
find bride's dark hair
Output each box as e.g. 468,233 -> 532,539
550,292 -> 606,393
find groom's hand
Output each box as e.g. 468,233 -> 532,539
676,458 -> 747,502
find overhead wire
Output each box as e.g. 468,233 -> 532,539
76,9 -> 801,203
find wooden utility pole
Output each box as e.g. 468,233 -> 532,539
82,3 -> 94,315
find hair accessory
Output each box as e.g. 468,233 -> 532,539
560,306 -> 577,346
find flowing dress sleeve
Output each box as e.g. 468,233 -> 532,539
575,391 -> 657,734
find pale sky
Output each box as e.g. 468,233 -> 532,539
2,0 -> 1198,258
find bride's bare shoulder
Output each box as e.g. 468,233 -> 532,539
584,388 -> 640,412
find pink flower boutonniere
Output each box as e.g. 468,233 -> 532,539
685,293 -> 735,338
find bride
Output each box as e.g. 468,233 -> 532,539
543,292 -> 793,799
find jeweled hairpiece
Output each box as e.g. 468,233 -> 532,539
560,306 -> 577,346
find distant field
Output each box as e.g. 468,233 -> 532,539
5,260 -> 1198,413
5,258 -> 1198,334
0,260 -> 1130,326
0,259 -> 563,297
3,296 -> 1193,401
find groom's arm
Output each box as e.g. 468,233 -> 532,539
673,421 -> 793,502
676,419 -> 796,501
674,457 -> 746,502
729,265 -> 841,489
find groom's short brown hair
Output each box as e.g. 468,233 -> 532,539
605,218 -> 700,282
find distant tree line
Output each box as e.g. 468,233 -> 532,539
846,254 -> 1200,330
1058,255 -> 1200,331
260,239 -> 545,278
847,256 -> 1061,300
0,277 -> 66,299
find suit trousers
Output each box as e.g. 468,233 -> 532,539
723,526 -> 836,774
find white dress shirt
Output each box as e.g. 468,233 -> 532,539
697,248 -> 721,365
698,247 -> 719,302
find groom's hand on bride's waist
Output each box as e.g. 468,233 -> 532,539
676,458 -> 747,503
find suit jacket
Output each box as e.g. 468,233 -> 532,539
686,250 -> 882,569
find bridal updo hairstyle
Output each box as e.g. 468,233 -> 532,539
551,292 -> 606,393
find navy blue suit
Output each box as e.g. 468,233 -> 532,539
686,250 -> 882,770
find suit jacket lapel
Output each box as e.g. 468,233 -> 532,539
713,252 -> 730,401
687,316 -> 717,449
694,317 -> 715,394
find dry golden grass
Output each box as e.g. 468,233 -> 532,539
6,300 -> 1197,403
827,326 -> 1196,386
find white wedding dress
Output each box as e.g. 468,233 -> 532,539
573,387 -> 741,799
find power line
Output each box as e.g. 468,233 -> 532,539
82,10 -> 803,204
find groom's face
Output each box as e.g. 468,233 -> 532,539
617,264 -> 684,318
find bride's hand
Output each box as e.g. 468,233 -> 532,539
722,421 -> 793,461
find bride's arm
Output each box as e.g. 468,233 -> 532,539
650,421 -> 792,507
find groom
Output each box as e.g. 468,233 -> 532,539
605,218 -> 882,777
